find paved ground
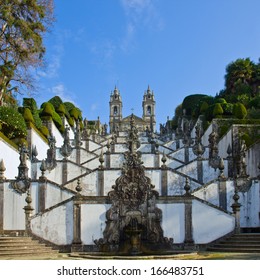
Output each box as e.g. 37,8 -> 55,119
1,251 -> 260,260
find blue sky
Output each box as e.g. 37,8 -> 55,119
31,0 -> 260,130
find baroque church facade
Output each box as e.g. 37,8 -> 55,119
109,86 -> 156,133
0,86 -> 259,255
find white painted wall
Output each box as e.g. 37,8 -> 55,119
81,204 -> 110,244
31,200 -> 73,245
0,138 -> 20,179
3,183 -> 26,230
29,128 -> 49,160
192,199 -> 235,243
158,203 -> 185,243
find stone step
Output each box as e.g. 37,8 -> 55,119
0,236 -> 59,257
208,233 -> 260,253
208,247 -> 260,253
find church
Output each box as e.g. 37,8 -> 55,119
109,85 -> 156,133
0,86 -> 259,256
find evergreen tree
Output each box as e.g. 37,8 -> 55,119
0,0 -> 54,101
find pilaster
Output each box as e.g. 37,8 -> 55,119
184,196 -> 194,247
0,182 -> 4,232
71,198 -> 82,252
161,169 -> 168,196
218,179 -> 227,210
197,159 -> 203,184
98,169 -> 104,196
62,159 -> 68,185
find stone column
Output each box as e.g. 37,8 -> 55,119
62,159 -> 68,185
184,196 -> 194,248
23,189 -> 34,236
85,139 -> 90,151
218,179 -> 227,211
184,146 -> 189,163
76,148 -> 81,165
231,189 -> 241,234
105,152 -> 111,169
98,169 -> 104,196
0,182 -> 4,233
197,159 -> 203,184
38,181 -> 46,213
71,198 -> 83,252
161,169 -> 168,196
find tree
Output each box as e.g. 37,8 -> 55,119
0,0 -> 54,102
224,58 -> 255,97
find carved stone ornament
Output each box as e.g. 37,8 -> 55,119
60,125 -> 73,158
94,115 -> 173,254
11,144 -> 31,194
46,133 -> 57,171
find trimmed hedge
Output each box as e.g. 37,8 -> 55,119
0,106 -> 27,139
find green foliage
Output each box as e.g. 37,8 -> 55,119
215,98 -> 227,104
48,96 -> 63,110
52,111 -> 63,129
200,101 -> 209,114
182,94 -> 208,116
64,102 -> 75,113
247,107 -> 260,119
70,107 -> 82,121
68,117 -> 75,127
248,95 -> 260,108
233,103 -> 247,119
0,106 -> 27,139
0,0 -> 54,95
23,98 -> 42,129
213,103 -> 224,117
221,103 -> 234,116
40,102 -> 54,118
23,108 -> 34,123
40,126 -> 49,138
57,103 -> 66,116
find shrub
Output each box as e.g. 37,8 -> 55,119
233,102 -> 247,119
52,111 -> 63,129
40,102 -> 54,118
222,103 -> 234,116
23,108 -> 34,123
57,103 -> 66,116
40,126 -> 50,138
215,98 -> 227,104
48,96 -> 63,110
182,94 -> 208,116
200,101 -> 209,114
0,106 -> 27,139
213,103 -> 224,117
68,117 -> 75,127
70,107 -> 82,120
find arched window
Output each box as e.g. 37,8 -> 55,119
147,106 -> 151,115
114,106 -> 118,115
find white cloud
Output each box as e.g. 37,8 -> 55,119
119,0 -> 164,52
91,104 -> 97,111
51,83 -> 79,107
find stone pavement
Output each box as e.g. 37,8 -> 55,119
1,251 -> 260,260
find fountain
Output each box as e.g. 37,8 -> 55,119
94,114 -> 173,255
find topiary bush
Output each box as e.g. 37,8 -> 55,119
23,108 -> 34,124
40,126 -> 50,138
56,103 -> 66,116
23,98 -> 43,130
213,103 -> 224,118
233,102 -> 247,119
0,106 -> 27,140
40,102 -> 55,119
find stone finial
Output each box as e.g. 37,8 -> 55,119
31,145 -> 38,162
39,160 -> 47,180
99,149 -> 104,169
106,140 -> 111,154
161,152 -> 167,169
227,144 -> 232,157
76,178 -> 82,195
184,177 -> 191,195
218,158 -> 225,179
60,125 -> 73,159
0,159 -> 6,181
231,189 -> 241,214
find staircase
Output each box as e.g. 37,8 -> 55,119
207,233 -> 260,253
0,236 -> 59,258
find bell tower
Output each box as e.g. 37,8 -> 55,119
142,85 -> 156,132
109,86 -> 123,133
